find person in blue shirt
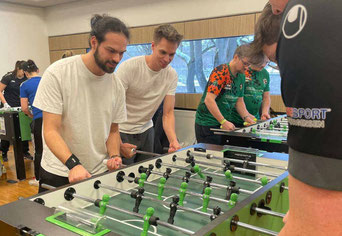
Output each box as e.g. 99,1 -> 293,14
20,60 -> 42,181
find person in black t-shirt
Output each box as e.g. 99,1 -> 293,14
252,1 -> 342,235
0,61 -> 32,161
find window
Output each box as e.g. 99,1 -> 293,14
118,36 -> 281,95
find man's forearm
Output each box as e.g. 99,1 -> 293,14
261,98 -> 271,114
22,108 -> 33,118
162,113 -> 177,144
106,124 -> 121,157
44,128 -> 73,164
0,93 -> 7,105
236,97 -> 252,119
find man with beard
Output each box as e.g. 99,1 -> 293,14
195,44 -> 256,144
252,1 -> 342,235
116,24 -> 183,164
33,14 -> 129,192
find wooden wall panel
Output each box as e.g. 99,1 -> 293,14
184,14 -> 255,40
49,36 -> 71,51
49,49 -> 86,64
255,12 -> 262,22
175,93 -> 202,110
270,95 -> 286,113
130,23 -> 184,45
184,19 -> 210,40
49,33 -> 89,51
208,14 -> 255,38
69,33 -> 90,49
175,93 -> 185,108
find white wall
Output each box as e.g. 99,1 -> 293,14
45,0 -> 268,36
0,2 -> 50,77
0,0 -> 268,76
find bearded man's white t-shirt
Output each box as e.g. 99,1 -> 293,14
34,55 -> 127,177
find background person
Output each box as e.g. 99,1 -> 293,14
0,60 -> 32,161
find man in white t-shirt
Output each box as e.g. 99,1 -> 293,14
33,15 -> 129,192
116,24 -> 183,164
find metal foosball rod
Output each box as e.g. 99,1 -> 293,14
132,148 -> 162,157
93,180 -> 213,218
117,171 -> 230,205
154,159 -> 255,195
156,158 -> 268,188
155,161 -> 267,186
63,187 -> 195,235
172,154 -> 278,179
187,150 -> 287,170
230,215 -> 278,236
29,181 -> 57,191
140,166 -> 233,192
140,165 -> 257,202
253,207 -> 286,218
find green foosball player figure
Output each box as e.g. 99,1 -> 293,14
99,194 -> 110,215
139,173 -> 147,188
193,165 -> 204,179
157,177 -> 166,200
227,193 -> 238,209
202,187 -> 212,212
141,207 -> 155,236
178,182 -> 188,206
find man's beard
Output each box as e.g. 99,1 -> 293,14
94,47 -> 117,73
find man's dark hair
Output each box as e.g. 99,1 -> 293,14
251,3 -> 283,54
22,60 -> 39,73
153,24 -> 183,45
89,14 -> 130,48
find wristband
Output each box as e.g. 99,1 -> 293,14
219,119 -> 227,125
65,154 -> 81,170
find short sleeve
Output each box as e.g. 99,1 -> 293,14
264,70 -> 270,92
207,64 -> 230,96
20,82 -> 28,98
1,74 -> 12,86
166,70 -> 178,95
112,78 -> 127,124
33,70 -> 63,114
115,61 -> 131,91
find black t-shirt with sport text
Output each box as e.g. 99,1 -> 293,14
1,72 -> 27,107
277,0 -> 342,160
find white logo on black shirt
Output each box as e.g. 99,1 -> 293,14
282,4 -> 307,39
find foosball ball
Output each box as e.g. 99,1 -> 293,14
212,115 -> 289,153
0,144 -> 289,236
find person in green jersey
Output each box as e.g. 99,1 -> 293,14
231,53 -> 271,127
195,44 -> 257,144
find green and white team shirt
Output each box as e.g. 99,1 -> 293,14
231,68 -> 270,126
195,63 -> 245,127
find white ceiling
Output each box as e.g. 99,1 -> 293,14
0,0 -> 83,7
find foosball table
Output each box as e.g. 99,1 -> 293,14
0,143 -> 289,236
212,115 -> 288,153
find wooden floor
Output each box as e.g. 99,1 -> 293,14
0,143 -> 38,206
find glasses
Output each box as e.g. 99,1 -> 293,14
267,61 -> 279,70
240,58 -> 251,67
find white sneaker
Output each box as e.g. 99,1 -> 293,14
28,178 -> 39,187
